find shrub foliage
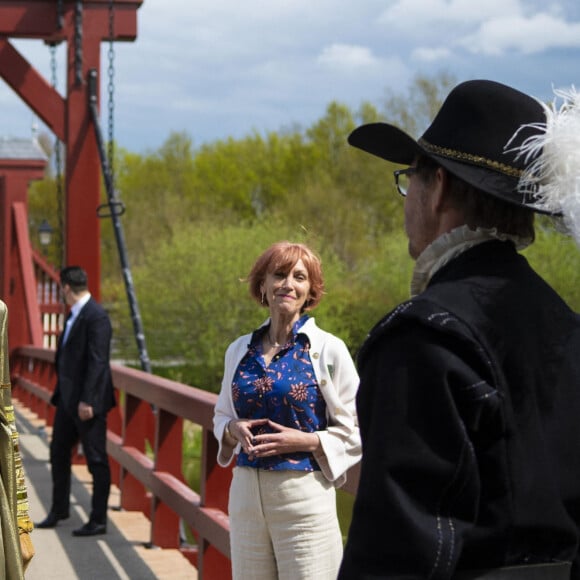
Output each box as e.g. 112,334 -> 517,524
28,73 -> 580,391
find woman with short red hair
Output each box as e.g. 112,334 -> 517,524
214,241 -> 360,580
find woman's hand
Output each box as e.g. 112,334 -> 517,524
226,418 -> 269,454
249,419 -> 321,459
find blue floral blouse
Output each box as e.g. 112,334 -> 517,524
232,315 -> 327,471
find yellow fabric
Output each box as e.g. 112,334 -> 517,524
19,532 -> 34,572
0,301 -> 34,578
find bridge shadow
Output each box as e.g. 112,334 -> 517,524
15,404 -> 177,580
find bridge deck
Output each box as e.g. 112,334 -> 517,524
15,400 -> 198,579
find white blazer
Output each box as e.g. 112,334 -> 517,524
213,317 -> 361,488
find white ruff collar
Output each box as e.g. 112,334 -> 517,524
410,225 -> 532,297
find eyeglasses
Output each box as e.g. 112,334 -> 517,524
393,167 -> 418,197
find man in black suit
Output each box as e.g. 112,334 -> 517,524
36,266 -> 115,536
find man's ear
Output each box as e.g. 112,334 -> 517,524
430,166 -> 447,213
433,167 -> 465,232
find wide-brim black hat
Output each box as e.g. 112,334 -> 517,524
348,79 -> 550,212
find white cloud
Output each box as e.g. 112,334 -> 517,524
412,47 -> 453,62
378,0 -> 524,28
2,0 -> 580,151
317,44 -> 380,70
377,1 -> 580,63
461,13 -> 580,55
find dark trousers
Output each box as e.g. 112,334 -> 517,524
49,405 -> 111,524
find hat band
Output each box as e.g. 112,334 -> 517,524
418,138 -> 523,178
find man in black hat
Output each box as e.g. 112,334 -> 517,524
339,80 -> 580,579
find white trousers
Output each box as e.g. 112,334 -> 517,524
228,467 -> 343,580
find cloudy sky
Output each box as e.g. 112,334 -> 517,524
2,0 -> 580,153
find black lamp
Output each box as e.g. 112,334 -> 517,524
38,219 -> 53,254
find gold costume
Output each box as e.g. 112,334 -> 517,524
0,301 -> 34,578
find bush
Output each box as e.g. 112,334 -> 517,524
523,224 -> 580,310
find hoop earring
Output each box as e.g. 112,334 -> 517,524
261,291 -> 265,305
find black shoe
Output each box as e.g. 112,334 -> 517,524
72,521 -> 107,537
36,512 -> 70,529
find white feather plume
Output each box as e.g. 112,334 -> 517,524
512,86 -> 580,247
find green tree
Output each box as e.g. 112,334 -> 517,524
28,70 -> 580,395
383,71 -> 456,137
120,220 -> 299,388
523,222 -> 580,310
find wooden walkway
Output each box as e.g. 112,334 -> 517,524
15,400 -> 198,579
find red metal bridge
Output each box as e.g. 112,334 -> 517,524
1,2 -> 359,577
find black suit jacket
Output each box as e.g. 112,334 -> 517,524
51,297 -> 115,416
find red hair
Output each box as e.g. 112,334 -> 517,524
247,242 -> 324,311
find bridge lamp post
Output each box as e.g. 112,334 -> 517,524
38,219 -> 53,256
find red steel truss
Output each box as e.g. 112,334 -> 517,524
0,0 -> 142,303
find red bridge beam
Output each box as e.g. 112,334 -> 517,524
0,40 -> 66,140
0,0 -> 143,300
0,0 -> 142,40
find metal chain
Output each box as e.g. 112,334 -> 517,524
74,0 -> 83,86
56,0 -> 64,30
50,44 -> 65,268
107,0 -> 116,187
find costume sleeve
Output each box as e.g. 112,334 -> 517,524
341,317 -> 503,579
314,336 -> 361,485
0,302 -> 34,576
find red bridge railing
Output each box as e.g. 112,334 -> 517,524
32,251 -> 65,350
10,347 -> 233,579
10,346 -> 360,579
